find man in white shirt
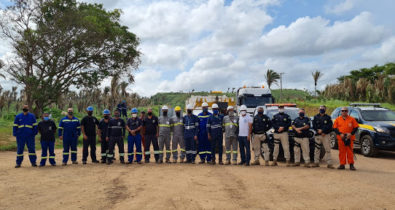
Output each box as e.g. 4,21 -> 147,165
238,105 -> 253,166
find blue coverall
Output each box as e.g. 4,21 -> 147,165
58,116 -> 81,163
13,112 -> 38,165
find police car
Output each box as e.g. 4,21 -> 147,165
330,103 -> 395,157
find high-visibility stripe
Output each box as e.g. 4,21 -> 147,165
72,120 -> 79,122
63,120 -> 71,122
63,152 -> 69,155
17,154 -> 24,157
33,123 -> 38,126
154,151 -> 160,154
136,152 -> 143,155
166,150 -> 172,153
13,124 -> 18,127
145,151 -> 150,155
49,156 -> 55,159
119,153 -> 125,156
173,123 -> 184,126
28,153 -> 36,156
41,156 -> 48,159
101,153 -> 106,157
226,151 -> 231,154
199,151 -> 211,154
107,154 -> 114,157
224,123 -> 238,127
180,149 -> 186,152
232,151 -> 238,154
59,127 -> 64,129
128,153 -> 134,155
159,124 -> 171,127
18,125 -> 34,128
71,151 -> 77,154
76,127 -> 80,129
159,151 -> 164,154
198,115 -> 210,118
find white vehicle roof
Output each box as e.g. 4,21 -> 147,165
237,87 -> 271,97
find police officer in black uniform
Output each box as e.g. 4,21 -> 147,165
271,105 -> 292,166
98,109 -> 111,163
81,106 -> 99,164
292,108 -> 311,167
143,108 -> 159,163
312,105 -> 334,168
106,109 -> 126,164
251,107 -> 272,166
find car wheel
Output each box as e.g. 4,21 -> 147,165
360,135 -> 378,157
330,132 -> 338,149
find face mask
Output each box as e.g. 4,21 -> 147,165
115,114 -> 120,118
319,109 -> 325,114
23,108 -> 28,113
104,116 -> 109,119
88,111 -> 93,116
258,111 -> 263,115
187,110 -> 192,114
213,110 -> 219,115
68,112 -> 73,116
148,112 -> 152,116
299,113 -> 305,117
132,114 -> 137,118
176,112 -> 181,117
163,111 -> 167,116
203,108 -> 208,113
44,117 -> 49,121
241,111 -> 246,116
278,109 -> 284,113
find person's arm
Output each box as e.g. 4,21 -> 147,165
38,122 -> 42,135
13,115 -> 19,137
194,116 -> 199,140
125,119 -> 132,133
272,117 -> 279,131
301,118 -> 310,130
76,120 -> 81,137
265,116 -> 272,132
248,120 -> 253,141
58,119 -> 64,139
122,120 -> 126,137
207,117 -> 212,139
53,121 -> 57,135
107,121 -> 112,139
32,116 -> 38,136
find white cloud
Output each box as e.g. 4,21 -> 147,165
326,0 -> 357,15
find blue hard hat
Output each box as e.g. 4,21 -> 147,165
103,109 -> 110,114
131,108 -> 138,113
87,106 -> 94,111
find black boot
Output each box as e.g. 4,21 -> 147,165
337,165 -> 345,170
350,164 -> 356,171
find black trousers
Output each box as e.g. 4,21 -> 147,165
211,134 -> 223,162
82,135 -> 97,161
100,136 -> 109,160
144,134 -> 159,161
108,136 -> 125,161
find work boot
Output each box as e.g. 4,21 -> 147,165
238,161 -> 245,165
311,163 -> 320,168
126,161 -> 133,164
51,164 -> 56,167
210,160 -> 216,165
173,159 -> 177,163
120,160 -> 125,164
225,160 -> 231,165
158,159 -> 163,164
92,160 -> 99,163
191,160 -> 195,164
137,161 -> 142,164
32,163 -> 37,167
327,164 -> 335,169
15,164 -> 21,168
199,160 -> 205,164
232,161 -> 238,165
62,162 -> 67,166
337,165 -> 345,170
265,161 -> 269,166
101,159 -> 106,164
251,160 -> 260,165
145,159 -> 150,163
107,160 -> 113,165
82,161 -> 87,165
245,162 -> 250,166
180,159 -> 184,163
219,161 -> 224,165
286,160 -> 291,167
166,159 -> 171,164
39,164 -> 45,167
304,163 -> 311,168
350,164 -> 356,171
293,162 -> 300,167
271,160 -> 278,166
72,161 -> 78,164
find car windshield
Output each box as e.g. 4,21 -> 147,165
361,110 -> 395,121
266,109 -> 299,120
241,96 -> 273,108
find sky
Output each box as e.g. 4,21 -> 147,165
0,0 -> 394,97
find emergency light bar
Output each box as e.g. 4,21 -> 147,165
349,103 -> 381,107
265,104 -> 297,107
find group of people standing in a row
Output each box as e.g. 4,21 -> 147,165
13,103 -> 358,170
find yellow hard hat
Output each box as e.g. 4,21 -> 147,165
174,106 -> 182,111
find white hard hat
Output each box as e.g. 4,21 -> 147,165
240,105 -> 247,111
187,104 -> 194,110
212,103 -> 219,109
162,105 -> 168,110
202,102 -> 208,107
227,106 -> 234,111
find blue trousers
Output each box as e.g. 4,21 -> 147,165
185,136 -> 197,162
16,135 -> 36,165
40,141 -> 56,166
128,134 -> 142,163
63,137 -> 78,163
198,132 -> 211,161
211,133 -> 223,162
238,136 -> 251,164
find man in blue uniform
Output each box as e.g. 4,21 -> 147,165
38,112 -> 57,167
13,105 -> 38,168
207,104 -> 224,165
59,108 -> 81,165
198,102 -> 212,164
126,108 -> 143,164
117,100 -> 127,118
183,104 -> 199,164
98,109 -> 111,163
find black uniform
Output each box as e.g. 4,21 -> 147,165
107,118 -> 126,163
272,113 -> 292,133
98,118 -> 110,162
81,115 -> 99,162
38,120 -> 57,166
252,114 -> 272,135
312,114 -> 333,135
292,117 -> 311,138
143,116 -> 159,162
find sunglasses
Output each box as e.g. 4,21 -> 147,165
341,110 -> 348,112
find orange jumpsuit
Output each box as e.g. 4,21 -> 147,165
333,115 -> 359,165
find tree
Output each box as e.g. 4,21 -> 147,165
264,69 -> 280,90
312,70 -> 323,97
0,0 -> 140,116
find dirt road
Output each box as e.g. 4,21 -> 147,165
1,148 -> 395,210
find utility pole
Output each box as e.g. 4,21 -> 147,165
279,72 -> 284,102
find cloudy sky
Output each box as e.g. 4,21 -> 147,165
1,0 -> 394,96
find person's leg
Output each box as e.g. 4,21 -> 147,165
294,138 -> 301,164
90,136 -> 97,161
314,136 -> 322,164
16,136 -> 25,166
198,134 -> 206,161
165,135 -> 171,161
118,137 -> 125,163
218,134 -> 223,162
27,136 -> 37,164
210,135 -> 217,162
71,137 -> 78,162
136,134 -> 142,162
238,136 -> 246,163
48,141 -> 56,165
322,134 -> 333,165
337,137 -> 346,165
206,136 -> 212,162
301,138 -> 310,164
346,140 -> 354,165
272,134 -> 280,161
158,135 -> 164,162
153,136 -> 160,162
179,136 -> 186,161
107,137 -> 116,163
101,137 -> 107,162
144,135 -> 152,161
40,141 -> 48,166
245,137 -> 251,164
191,137 -> 197,162
252,134 -> 261,161
280,133 -> 290,161
128,135 -> 133,163
225,137 -> 231,161
262,136 -> 270,162
172,135 -> 178,161
231,136 -> 238,163
82,138 -> 89,162
63,138 -> 70,164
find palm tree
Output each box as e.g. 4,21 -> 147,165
312,70 -> 323,96
265,69 -> 280,90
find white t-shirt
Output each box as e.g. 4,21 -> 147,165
238,114 -> 252,137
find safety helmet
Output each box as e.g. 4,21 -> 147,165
131,108 -> 138,113
240,105 -> 247,111
174,106 -> 181,111
212,103 -> 219,109
202,102 -> 208,107
227,106 -> 234,111
86,106 -> 94,111
103,109 -> 110,115
162,105 -> 168,110
187,104 -> 194,110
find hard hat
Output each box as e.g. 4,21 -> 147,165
131,108 -> 138,113
162,105 -> 168,110
122,100 -> 126,103
202,102 -> 208,107
227,106 -> 234,111
103,109 -> 110,114
187,104 -> 194,110
212,103 -> 219,109
87,106 -> 94,111
174,106 -> 181,111
240,105 -> 247,111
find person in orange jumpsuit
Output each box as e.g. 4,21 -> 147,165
333,107 -> 359,170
